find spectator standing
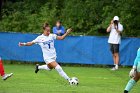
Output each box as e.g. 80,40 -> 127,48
53,20 -> 65,36
106,16 -> 123,70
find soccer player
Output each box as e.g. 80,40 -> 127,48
107,16 -> 123,70
0,57 -> 13,80
19,22 -> 72,83
124,48 -> 140,93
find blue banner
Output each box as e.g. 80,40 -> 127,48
0,32 -> 140,66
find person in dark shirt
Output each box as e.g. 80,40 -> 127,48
53,20 -> 65,36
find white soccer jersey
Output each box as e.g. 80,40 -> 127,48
108,23 -> 123,44
32,34 -> 57,60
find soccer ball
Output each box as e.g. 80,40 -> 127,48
69,77 -> 79,85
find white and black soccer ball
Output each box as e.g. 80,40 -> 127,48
69,77 -> 79,85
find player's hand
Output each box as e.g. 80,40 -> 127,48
18,42 -> 26,46
66,28 -> 72,34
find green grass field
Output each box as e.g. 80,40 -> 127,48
0,64 -> 140,93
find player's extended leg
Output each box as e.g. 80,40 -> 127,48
35,64 -> 51,73
35,61 -> 70,81
50,61 -> 70,81
124,63 -> 140,93
0,58 -> 13,80
124,72 -> 140,93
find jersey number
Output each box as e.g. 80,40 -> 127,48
47,43 -> 51,49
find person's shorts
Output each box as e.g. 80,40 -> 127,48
137,62 -> 140,72
109,44 -> 120,54
44,57 -> 56,64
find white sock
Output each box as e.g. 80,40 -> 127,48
55,65 -> 70,81
115,64 -> 118,69
38,65 -> 50,70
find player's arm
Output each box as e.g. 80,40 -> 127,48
129,49 -> 140,77
19,42 -> 35,46
19,36 -> 39,46
56,28 -> 72,40
133,49 -> 140,69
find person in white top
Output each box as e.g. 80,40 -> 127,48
19,22 -> 72,83
106,16 -> 123,70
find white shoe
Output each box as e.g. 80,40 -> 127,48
111,67 -> 118,71
2,73 -> 13,80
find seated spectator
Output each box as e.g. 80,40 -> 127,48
53,20 -> 65,36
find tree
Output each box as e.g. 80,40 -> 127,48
0,0 -> 140,37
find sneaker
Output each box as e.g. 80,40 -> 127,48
2,73 -> 13,80
111,67 -> 118,71
35,64 -> 39,73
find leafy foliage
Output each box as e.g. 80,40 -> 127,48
0,0 -> 140,36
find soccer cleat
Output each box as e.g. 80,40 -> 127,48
111,67 -> 118,71
35,64 -> 39,73
2,73 -> 13,80
124,90 -> 128,93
